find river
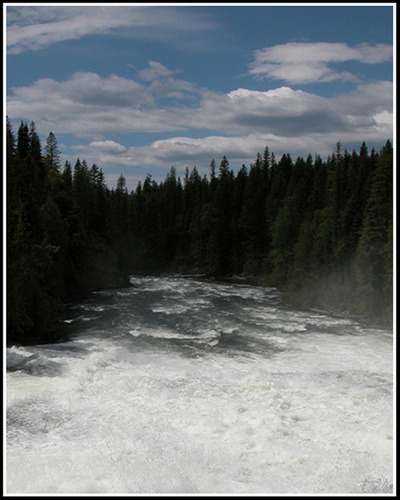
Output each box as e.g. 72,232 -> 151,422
6,275 -> 394,494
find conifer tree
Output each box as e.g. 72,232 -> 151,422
355,140 -> 392,318
45,131 -> 61,171
6,122 -> 393,345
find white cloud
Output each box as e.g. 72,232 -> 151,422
139,61 -> 175,82
8,71 -> 392,140
6,5 -> 217,54
7,65 -> 201,137
138,61 -> 198,100
9,71 -> 151,107
7,6 -> 127,53
88,140 -> 128,154
191,84 -> 392,138
7,71 -> 189,136
67,116 -> 392,184
7,70 -> 392,184
334,81 -> 393,114
249,42 -> 392,84
149,78 -> 198,100
68,134 -> 275,178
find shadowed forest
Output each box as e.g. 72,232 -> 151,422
7,119 -> 393,345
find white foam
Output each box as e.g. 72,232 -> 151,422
151,304 -> 190,315
128,327 -> 220,345
8,332 -> 393,494
6,277 -> 393,495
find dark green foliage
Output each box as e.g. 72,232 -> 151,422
7,119 -> 393,345
239,154 -> 269,276
44,131 -> 61,171
355,141 -> 393,318
123,141 -> 392,325
7,122 -> 129,345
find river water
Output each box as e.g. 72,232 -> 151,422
6,275 -> 394,494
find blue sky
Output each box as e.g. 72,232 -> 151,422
5,3 -> 394,190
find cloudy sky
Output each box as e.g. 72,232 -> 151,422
5,3 -> 394,189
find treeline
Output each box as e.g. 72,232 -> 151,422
7,119 -> 393,344
126,141 -> 393,325
7,120 -> 130,345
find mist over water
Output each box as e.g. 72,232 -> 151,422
6,276 -> 394,494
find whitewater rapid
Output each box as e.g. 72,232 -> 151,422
6,276 -> 394,494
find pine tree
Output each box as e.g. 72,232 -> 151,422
355,140 -> 393,319
7,124 -> 393,345
240,154 -> 268,276
45,131 -> 61,172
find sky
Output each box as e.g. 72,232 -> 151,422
4,2 -> 395,190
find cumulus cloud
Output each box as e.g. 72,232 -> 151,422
249,42 -> 392,84
67,105 -> 392,182
69,134 -> 275,177
190,82 -> 392,139
88,140 -> 128,154
7,70 -> 190,136
7,70 -> 392,181
8,71 -> 392,143
8,71 -> 392,138
6,5 -> 217,54
16,72 -> 152,109
7,64 -> 201,136
333,80 -> 393,114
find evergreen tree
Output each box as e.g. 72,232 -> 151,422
205,156 -> 235,276
6,122 -> 393,345
355,140 -> 393,319
240,155 -> 268,276
45,131 -> 61,171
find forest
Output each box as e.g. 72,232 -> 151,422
6,119 -> 393,345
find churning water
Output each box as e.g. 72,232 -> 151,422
6,276 -> 394,494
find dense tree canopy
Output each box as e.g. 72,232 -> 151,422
6,119 -> 393,345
